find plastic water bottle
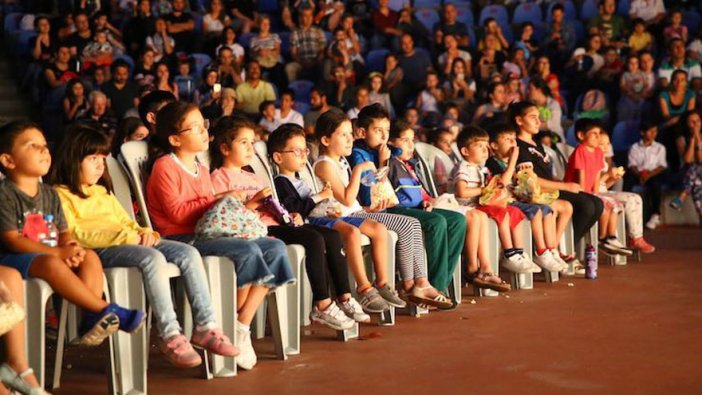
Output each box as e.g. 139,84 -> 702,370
43,214 -> 59,247
585,244 -> 597,279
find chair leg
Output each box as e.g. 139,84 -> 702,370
479,222 -> 500,296
24,279 -> 53,390
266,291 -> 287,361
51,298 -> 68,390
203,256 -> 237,378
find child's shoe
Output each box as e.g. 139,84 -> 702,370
629,237 -> 655,253
534,250 -> 563,272
376,283 -> 407,308
500,253 -> 532,273
550,250 -> 570,272
310,301 -> 355,330
338,297 -> 371,323
103,303 -> 146,332
601,238 -> 633,256
236,326 -> 257,370
358,287 -> 390,313
669,197 -> 683,210
645,214 -> 660,230
191,327 -> 239,357
158,334 -> 202,368
0,364 -> 50,395
78,310 -> 120,346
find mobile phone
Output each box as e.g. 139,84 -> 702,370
213,83 -> 221,93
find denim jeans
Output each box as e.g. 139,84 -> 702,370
168,235 -> 295,288
95,239 -> 215,339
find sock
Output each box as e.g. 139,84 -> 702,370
237,321 -> 250,334
599,237 -> 608,243
515,248 -> 524,255
375,280 -> 387,288
504,248 -> 519,258
196,322 -> 216,332
357,283 -> 373,294
606,236 -> 617,241
536,248 -> 547,256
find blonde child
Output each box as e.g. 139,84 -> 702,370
485,124 -> 571,272
0,121 -> 144,348
51,124 -> 236,369
209,117 -> 358,328
451,125 -> 539,274
564,118 -> 633,256
146,102 -> 294,370
312,109 -> 411,309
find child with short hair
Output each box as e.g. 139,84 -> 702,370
388,121 -> 511,293
628,18 -> 653,53
209,117 -> 358,328
625,120 -> 667,230
313,109 -> 419,309
0,121 -> 144,348
664,9 -> 688,44
485,124 -> 571,272
451,125 -> 539,274
146,102 -> 294,370
51,124 -> 236,369
564,119 -> 633,256
416,71 -> 444,115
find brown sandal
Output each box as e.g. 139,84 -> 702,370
470,272 -> 512,293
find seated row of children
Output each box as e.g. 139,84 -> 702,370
0,100 -> 655,394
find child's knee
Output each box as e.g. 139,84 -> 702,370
0,266 -> 22,285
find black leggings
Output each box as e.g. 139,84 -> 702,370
558,191 -> 604,242
268,225 -> 351,301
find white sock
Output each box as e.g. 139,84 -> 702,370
195,322 -> 216,332
236,321 -> 250,333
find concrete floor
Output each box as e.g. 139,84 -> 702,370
51,227 -> 702,395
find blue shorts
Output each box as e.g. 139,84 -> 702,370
309,216 -> 366,229
0,253 -> 45,279
510,201 -> 553,220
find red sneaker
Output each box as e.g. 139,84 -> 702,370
159,334 -> 202,368
629,237 -> 655,254
191,328 -> 239,357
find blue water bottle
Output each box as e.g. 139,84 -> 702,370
43,214 -> 59,247
585,244 -> 597,279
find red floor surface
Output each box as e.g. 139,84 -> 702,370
51,227 -> 702,394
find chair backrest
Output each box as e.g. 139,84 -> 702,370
617,0 -> 630,17
580,0 -> 598,21
683,11 -> 702,34
478,4 -> 508,26
288,80 -> 314,103
566,124 -> 578,147
455,5 -> 474,26
414,8 -> 440,31
250,141 -> 280,200
412,151 -> 440,198
365,49 -> 390,73
106,154 -> 136,220
298,161 -> 320,195
612,120 -> 641,152
119,141 -> 153,228
190,53 -> 212,77
414,0 -> 440,8
513,2 -> 542,25
3,12 -> 23,33
546,0 -> 577,22
237,32 -> 256,49
293,102 -> 310,115
414,142 -> 455,177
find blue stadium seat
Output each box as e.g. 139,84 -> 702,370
617,0 -> 630,17
546,0 -> 577,22
293,102 -> 311,115
279,31 -> 291,57
683,11 -> 701,35
479,4 -> 508,26
388,0 -> 409,11
193,13 -> 203,36
566,124 -> 578,147
238,32 -> 256,49
455,4 -> 474,26
573,20 -> 586,43
365,48 -> 389,73
414,8 -> 440,32
580,0 -> 598,21
114,54 -> 135,72
612,120 -> 641,152
14,30 -> 36,57
467,26 -> 477,49
513,2 -> 542,25
414,0 -> 441,8
444,0 -> 471,4
258,0 -> 279,13
190,53 -> 212,78
288,80 -> 314,103
3,12 -> 23,33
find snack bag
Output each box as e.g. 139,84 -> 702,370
512,162 -> 559,205
479,176 -> 513,206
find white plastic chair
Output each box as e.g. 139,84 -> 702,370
510,221 -> 534,290
23,279 -> 54,389
119,142 -> 238,375
414,142 -> 456,177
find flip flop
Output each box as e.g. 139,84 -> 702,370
407,286 -> 455,309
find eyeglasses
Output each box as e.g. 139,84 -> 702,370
280,147 -> 310,157
178,119 -> 210,135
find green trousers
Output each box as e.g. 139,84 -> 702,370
388,207 -> 466,291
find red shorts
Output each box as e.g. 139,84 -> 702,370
477,205 -> 526,231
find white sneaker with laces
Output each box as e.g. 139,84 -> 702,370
338,298 -> 371,323
550,250 -> 570,272
310,302 -> 355,331
534,250 -> 563,272
519,252 -> 542,273
236,329 -> 257,370
645,214 -> 660,230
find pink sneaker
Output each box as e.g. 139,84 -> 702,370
191,328 -> 239,357
159,334 -> 202,368
629,237 -> 655,254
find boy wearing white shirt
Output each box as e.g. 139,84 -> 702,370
626,120 -> 667,229
276,89 -> 304,127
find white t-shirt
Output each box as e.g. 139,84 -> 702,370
629,0 -> 665,23
628,141 -> 667,172
450,160 -> 485,207
276,109 -> 304,127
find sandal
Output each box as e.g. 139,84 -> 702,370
407,286 -> 455,310
469,272 -> 512,293
0,365 -> 50,395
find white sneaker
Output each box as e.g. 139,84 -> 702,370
603,238 -> 634,256
500,253 -> 532,273
338,298 -> 371,323
645,214 -> 660,230
534,250 -> 563,272
550,250 -> 570,272
310,301 -> 355,331
519,252 -> 542,273
236,329 -> 257,370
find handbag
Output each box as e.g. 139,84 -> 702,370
195,196 -> 268,241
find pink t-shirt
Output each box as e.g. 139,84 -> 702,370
564,145 -> 605,194
211,167 -> 279,226
146,154 -> 216,236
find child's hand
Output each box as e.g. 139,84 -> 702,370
378,144 -> 391,166
423,201 -> 433,212
57,245 -> 84,267
139,232 -> 160,247
356,161 -> 376,173
318,187 -> 334,200
509,145 -> 520,162
250,187 -> 272,203
291,212 -> 304,226
564,182 -> 582,193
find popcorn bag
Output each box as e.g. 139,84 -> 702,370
370,179 -> 399,209
512,163 -> 559,205
309,199 -> 343,218
479,176 -> 513,206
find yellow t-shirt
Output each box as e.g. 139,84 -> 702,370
628,32 -> 652,52
56,184 -> 157,248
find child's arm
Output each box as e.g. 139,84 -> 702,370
0,230 -> 83,265
151,165 -> 215,226
577,169 -> 588,192
500,147 -> 519,186
454,180 -> 483,199
592,171 -> 602,194
274,177 -> 319,217
315,160 -> 374,207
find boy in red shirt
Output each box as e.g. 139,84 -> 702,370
564,118 -> 632,256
